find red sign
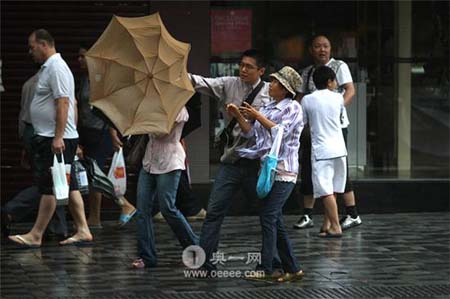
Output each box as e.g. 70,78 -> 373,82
211,9 -> 252,55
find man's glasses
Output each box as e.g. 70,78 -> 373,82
239,62 -> 258,71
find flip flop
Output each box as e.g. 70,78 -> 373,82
318,228 -> 328,235
60,237 -> 94,247
9,235 -> 41,249
132,258 -> 146,269
88,224 -> 103,230
117,209 -> 137,228
318,231 -> 342,239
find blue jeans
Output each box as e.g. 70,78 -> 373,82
200,158 -> 260,271
259,181 -> 300,274
151,169 -> 202,217
136,168 -> 198,266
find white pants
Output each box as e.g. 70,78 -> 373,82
312,156 -> 347,198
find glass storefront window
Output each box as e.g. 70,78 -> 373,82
208,1 -> 449,179
410,1 -> 449,178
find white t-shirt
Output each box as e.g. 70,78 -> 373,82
302,89 -> 347,160
30,53 -> 78,139
18,73 -> 39,138
300,58 -> 353,128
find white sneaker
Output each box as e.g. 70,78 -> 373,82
340,215 -> 362,230
293,215 -> 314,229
153,212 -> 165,222
187,209 -> 207,221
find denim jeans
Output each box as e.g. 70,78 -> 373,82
259,181 -> 300,274
199,158 -> 260,271
136,168 -> 199,266
151,169 -> 202,217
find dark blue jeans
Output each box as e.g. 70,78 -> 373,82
136,168 -> 198,266
259,181 -> 300,274
199,158 -> 260,271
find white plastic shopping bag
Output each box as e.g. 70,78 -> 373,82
256,125 -> 284,199
51,154 -> 70,205
108,147 -> 127,197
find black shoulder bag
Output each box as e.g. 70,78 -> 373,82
218,80 -> 265,148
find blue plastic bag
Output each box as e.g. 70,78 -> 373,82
256,125 -> 284,199
256,154 -> 278,199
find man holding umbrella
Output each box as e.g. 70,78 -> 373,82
190,49 -> 271,273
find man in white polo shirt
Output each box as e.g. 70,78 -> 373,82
9,29 -> 92,248
294,35 -> 362,231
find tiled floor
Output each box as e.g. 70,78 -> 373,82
1,212 -> 450,298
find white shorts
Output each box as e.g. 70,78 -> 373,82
311,156 -> 347,198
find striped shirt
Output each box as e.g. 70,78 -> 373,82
238,98 -> 304,174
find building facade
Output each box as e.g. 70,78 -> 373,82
1,1 -> 449,213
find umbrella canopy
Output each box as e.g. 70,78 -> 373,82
86,13 -> 195,136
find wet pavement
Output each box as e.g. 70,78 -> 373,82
1,212 -> 450,298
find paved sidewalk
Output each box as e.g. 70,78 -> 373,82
1,212 -> 449,298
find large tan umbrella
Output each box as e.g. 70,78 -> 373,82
86,13 -> 195,136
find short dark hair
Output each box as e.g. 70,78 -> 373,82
241,49 -> 265,68
313,66 -> 336,89
308,34 -> 331,47
32,29 -> 55,47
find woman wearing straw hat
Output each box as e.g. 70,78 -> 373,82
227,66 -> 304,282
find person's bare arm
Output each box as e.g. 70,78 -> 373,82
109,127 -> 123,151
53,97 -> 69,153
342,82 -> 355,106
74,98 -> 78,125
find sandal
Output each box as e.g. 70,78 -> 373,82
277,270 -> 304,282
318,227 -> 329,236
118,209 -> 137,228
132,258 -> 146,269
318,231 -> 342,238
